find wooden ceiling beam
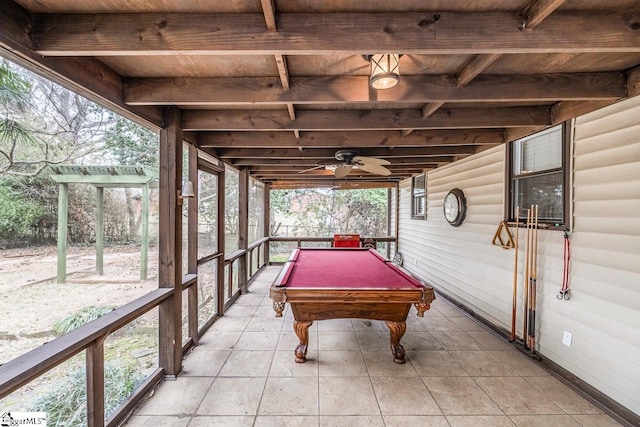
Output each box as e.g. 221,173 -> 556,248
456,54 -> 502,87
521,0 -> 568,30
33,12 -> 640,55
125,73 -> 625,105
269,181 -> 398,190
214,146 -> 478,159
184,107 -> 547,131
228,157 -> 455,166
197,129 -> 504,148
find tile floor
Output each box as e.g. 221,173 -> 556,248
125,266 -> 621,427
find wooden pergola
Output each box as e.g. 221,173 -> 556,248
49,165 -> 158,282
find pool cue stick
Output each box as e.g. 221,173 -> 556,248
511,207 -> 520,342
529,205 -> 539,352
522,207 -> 531,348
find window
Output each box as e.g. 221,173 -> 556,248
411,173 -> 426,219
508,124 -> 569,226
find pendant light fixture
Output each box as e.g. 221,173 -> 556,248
366,54 -> 400,90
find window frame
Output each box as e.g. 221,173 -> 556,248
506,122 -> 571,229
411,173 -> 427,219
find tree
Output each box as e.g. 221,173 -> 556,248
0,61 -> 112,177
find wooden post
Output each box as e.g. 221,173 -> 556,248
86,339 -> 105,427
217,168 -> 226,315
238,168 -> 249,294
56,183 -> 69,283
140,183 -> 149,280
387,187 -> 392,258
264,183 -> 271,263
158,107 -> 183,378
96,186 -> 104,275
187,145 -> 199,344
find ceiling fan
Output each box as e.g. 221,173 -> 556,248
299,149 -> 392,179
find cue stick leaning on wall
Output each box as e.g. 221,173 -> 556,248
528,205 -> 539,352
511,207 -> 520,342
522,207 -> 532,348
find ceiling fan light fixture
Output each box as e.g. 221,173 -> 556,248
368,54 -> 400,90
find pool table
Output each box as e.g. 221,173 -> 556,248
270,248 -> 435,364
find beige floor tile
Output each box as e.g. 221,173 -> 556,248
320,415 -> 385,426
468,331 -> 513,351
187,416 -> 255,426
181,349 -> 230,377
401,331 -> 445,351
525,376 -> 602,414
354,330 -> 390,350
405,316 -> 427,331
509,414 -> 582,426
124,415 -> 190,426
422,376 -> 502,415
475,377 -> 564,415
410,351 -> 468,377
135,377 -> 213,415
318,350 -> 368,377
431,331 -> 483,351
430,303 -> 463,317
254,305 -> 279,318
259,377 -> 319,416
197,330 -> 242,349
371,376 -> 441,415
208,317 -> 251,332
255,416 -> 320,427
362,350 -> 417,377
449,316 -> 487,331
319,331 -> 360,350
234,331 -> 280,350
384,416 -> 450,427
235,292 -> 266,305
319,377 -> 380,416
197,377 -> 266,416
245,317 -> 285,332
224,305 -> 258,318
218,350 -> 274,377
570,414 -> 624,426
352,318 -> 386,331
489,350 -> 549,377
270,350 -> 319,377
450,350 -> 518,377
419,315 -> 463,332
317,318 -> 355,331
446,415 -> 516,426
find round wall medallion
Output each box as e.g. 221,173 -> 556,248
443,188 -> 467,227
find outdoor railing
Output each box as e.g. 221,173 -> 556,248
268,235 -> 397,262
0,235 -> 385,426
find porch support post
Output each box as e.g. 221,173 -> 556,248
86,340 -> 105,427
264,183 -> 271,263
217,167 -> 226,315
187,144 -> 199,344
158,106 -> 183,377
96,186 -> 104,275
56,183 -> 68,283
140,183 -> 149,280
238,168 -> 249,294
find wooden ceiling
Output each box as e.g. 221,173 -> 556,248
2,0 -> 639,189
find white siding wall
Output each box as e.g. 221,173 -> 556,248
398,96 -> 640,414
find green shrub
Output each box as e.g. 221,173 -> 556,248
52,306 -> 117,336
29,362 -> 145,426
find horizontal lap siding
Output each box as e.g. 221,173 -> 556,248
397,96 -> 640,415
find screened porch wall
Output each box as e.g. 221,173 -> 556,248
397,96 -> 640,415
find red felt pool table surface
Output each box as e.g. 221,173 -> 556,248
276,247 -> 424,290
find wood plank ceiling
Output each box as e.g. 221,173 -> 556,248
3,0 -> 640,189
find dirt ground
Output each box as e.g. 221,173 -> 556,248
0,244 -> 159,365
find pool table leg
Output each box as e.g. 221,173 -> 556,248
385,321 -> 407,364
293,320 -> 313,363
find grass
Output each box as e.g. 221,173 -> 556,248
52,305 -> 117,336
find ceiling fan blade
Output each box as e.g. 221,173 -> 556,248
353,156 -> 391,166
357,162 -> 392,176
334,164 -> 353,179
297,164 -> 325,174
